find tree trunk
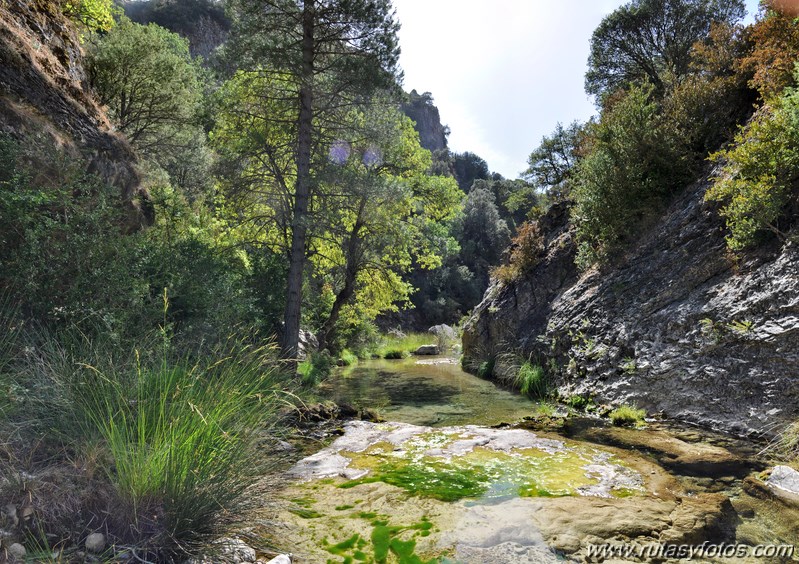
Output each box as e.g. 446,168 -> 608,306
281,0 -> 315,364
317,201 -> 366,351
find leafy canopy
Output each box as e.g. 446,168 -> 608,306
585,0 -> 746,101
706,70 -> 799,249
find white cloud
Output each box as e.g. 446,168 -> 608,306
393,0 -> 762,178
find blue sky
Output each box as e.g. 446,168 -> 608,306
393,0 -> 762,178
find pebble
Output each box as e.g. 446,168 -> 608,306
265,555 -> 292,564
8,543 -> 26,560
85,532 -> 106,553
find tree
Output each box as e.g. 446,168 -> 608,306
455,187 -> 511,290
585,0 -> 746,100
222,0 -> 402,358
311,106 -> 460,350
87,18 -> 210,194
64,0 -> 116,33
523,121 -> 583,199
451,151 -> 490,192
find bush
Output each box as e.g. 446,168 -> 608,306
383,349 -> 409,360
706,79 -> 799,250
493,221 -> 545,283
572,84 -> 688,267
297,351 -> 335,387
609,404 -> 646,427
515,362 -> 549,399
477,358 -> 495,379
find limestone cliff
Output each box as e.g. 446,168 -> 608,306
463,174 -> 799,437
0,0 -> 151,226
401,90 -> 448,153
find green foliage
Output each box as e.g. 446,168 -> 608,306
609,404 -> 646,427
572,84 -> 689,267
477,358 -> 495,379
706,77 -> 799,249
298,352 -> 335,387
383,349 -> 409,360
63,0 -> 116,33
0,134 -> 262,340
339,349 -> 359,367
451,151 -> 490,192
87,18 -> 210,195
585,0 -> 746,100
566,395 -> 593,410
523,121 -> 583,199
75,340 -> 283,553
515,362 -> 549,399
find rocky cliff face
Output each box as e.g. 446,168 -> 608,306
0,0 -> 150,226
463,175 -> 799,437
401,90 -> 448,153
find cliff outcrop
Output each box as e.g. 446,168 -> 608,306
463,175 -> 799,437
0,0 -> 150,226
401,90 -> 448,153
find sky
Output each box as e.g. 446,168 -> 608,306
392,0 -> 762,179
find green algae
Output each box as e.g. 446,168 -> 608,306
336,433 -> 641,501
324,517 -> 439,564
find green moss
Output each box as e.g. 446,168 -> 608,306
335,504 -> 355,511
289,507 -> 323,519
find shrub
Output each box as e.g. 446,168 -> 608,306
297,351 -> 335,387
515,362 -> 549,399
383,349 -> 409,360
706,80 -> 799,250
477,358 -> 495,379
572,84 -> 688,267
492,221 -> 545,284
609,404 -> 646,427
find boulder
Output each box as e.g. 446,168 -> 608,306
413,344 -> 439,356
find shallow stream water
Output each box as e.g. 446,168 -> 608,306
262,356 -> 799,563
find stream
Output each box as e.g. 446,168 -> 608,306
262,356 -> 799,563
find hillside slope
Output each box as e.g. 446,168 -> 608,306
0,0 -> 150,226
463,173 -> 799,436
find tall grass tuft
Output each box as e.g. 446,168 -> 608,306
72,337 -> 286,556
515,362 -> 549,399
609,404 -> 646,427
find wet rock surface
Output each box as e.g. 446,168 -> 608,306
267,421 -> 749,562
462,180 -> 799,436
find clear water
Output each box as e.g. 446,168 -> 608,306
268,356 -> 799,563
318,357 -> 536,427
